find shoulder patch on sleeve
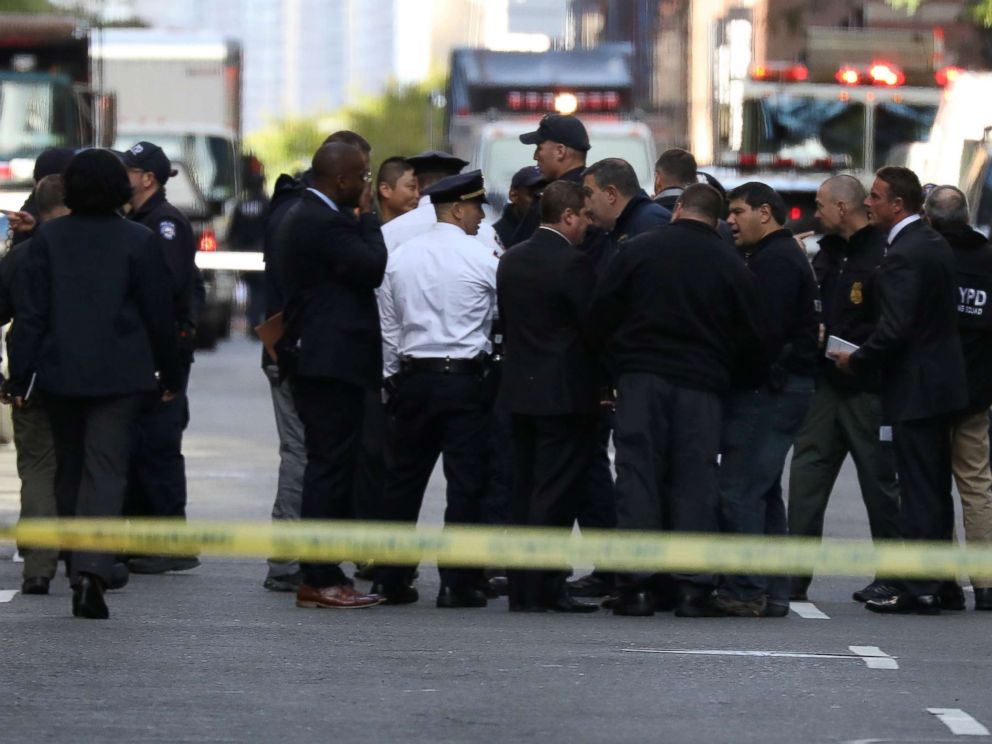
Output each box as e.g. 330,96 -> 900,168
159,220 -> 176,240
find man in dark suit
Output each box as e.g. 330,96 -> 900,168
277,142 -> 386,610
589,183 -> 767,617
497,180 -> 600,614
833,166 -> 968,614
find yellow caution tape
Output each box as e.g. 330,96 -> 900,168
2,518 -> 992,579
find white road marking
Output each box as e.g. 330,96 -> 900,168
849,646 -> 899,670
0,590 -> 19,603
927,708 -> 990,736
624,647 -> 893,670
791,601 -> 830,619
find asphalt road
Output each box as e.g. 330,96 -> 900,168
1,337 -> 990,743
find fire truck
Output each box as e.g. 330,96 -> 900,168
709,27 -> 958,232
445,44 -> 656,210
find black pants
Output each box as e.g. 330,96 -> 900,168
126,367 -> 190,519
576,411 -> 616,529
292,376 -> 365,588
893,416 -> 955,597
508,413 -> 597,608
376,371 -> 492,591
612,373 -> 722,592
47,393 -> 144,584
352,387 -> 387,521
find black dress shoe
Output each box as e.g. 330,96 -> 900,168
939,582 -> 966,611
865,592 -> 941,615
72,573 -> 109,619
107,561 -> 130,591
21,576 -> 50,595
975,587 -> 992,611
548,595 -> 599,613
436,586 -> 488,609
485,576 -> 509,598
567,573 -> 613,598
370,582 -> 419,605
263,571 -> 303,592
675,593 -> 726,618
612,591 -> 655,617
762,602 -> 790,618
853,580 -> 899,603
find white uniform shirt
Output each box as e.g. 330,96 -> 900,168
379,222 -> 499,377
381,195 -> 503,256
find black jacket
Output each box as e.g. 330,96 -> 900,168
812,225 -> 886,390
493,203 -> 525,250
508,167 -> 613,276
938,223 -> 992,412
264,171 -> 311,318
611,191 -> 671,247
742,228 -> 820,382
278,191 -> 387,389
851,220 -> 967,422
497,227 -> 599,415
128,188 -> 197,332
8,214 -> 181,398
588,218 -> 766,394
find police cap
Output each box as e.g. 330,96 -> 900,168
406,150 -> 469,175
510,165 -> 544,189
423,169 -> 488,205
519,114 -> 590,151
120,141 -> 177,185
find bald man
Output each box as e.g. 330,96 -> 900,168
277,141 -> 386,609
787,175 -> 901,603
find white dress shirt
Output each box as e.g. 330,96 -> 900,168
379,222 -> 499,376
381,195 -> 503,256
887,214 -> 920,245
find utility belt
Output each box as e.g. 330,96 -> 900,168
399,354 -> 490,376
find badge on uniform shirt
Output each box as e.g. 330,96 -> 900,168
159,220 -> 176,240
849,281 -> 863,305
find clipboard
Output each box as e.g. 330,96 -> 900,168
254,312 -> 284,363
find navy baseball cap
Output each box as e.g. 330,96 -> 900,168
519,114 -> 590,151
510,165 -> 544,189
121,141 -> 176,185
424,170 -> 488,205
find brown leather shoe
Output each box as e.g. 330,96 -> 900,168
296,583 -> 383,609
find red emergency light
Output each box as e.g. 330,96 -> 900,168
835,66 -> 861,86
198,227 -> 217,252
867,62 -> 905,87
935,66 -> 964,87
789,206 -> 802,221
750,63 -> 809,82
0,162 -> 11,180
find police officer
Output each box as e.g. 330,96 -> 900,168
493,165 -> 543,248
120,141 -> 199,574
373,171 -> 498,608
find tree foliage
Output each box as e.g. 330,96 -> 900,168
246,79 -> 445,181
887,0 -> 992,27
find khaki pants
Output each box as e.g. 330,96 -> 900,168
950,409 -> 992,589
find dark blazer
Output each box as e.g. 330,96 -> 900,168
278,190 -> 387,389
851,219 -> 967,422
8,214 -> 181,398
497,227 -> 599,415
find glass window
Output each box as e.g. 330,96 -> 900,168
742,95 -> 866,167
0,79 -> 64,159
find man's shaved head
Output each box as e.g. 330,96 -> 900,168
821,174 -> 866,206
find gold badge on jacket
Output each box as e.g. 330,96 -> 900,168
849,281 -> 863,305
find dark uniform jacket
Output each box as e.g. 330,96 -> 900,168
589,218 -> 766,395
497,227 -> 599,416
939,224 -> 992,413
278,190 -> 387,389
851,219 -> 967,423
8,214 -> 181,398
264,171 -> 311,319
493,203 -> 525,250
610,191 -> 671,248
813,225 -> 886,391
128,189 -> 198,337
742,228 -> 820,384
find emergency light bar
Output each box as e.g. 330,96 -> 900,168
719,152 -> 853,172
505,90 -> 621,113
